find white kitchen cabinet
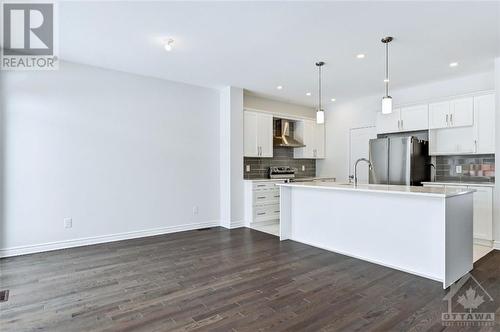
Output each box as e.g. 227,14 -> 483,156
400,104 -> 429,131
244,180 -> 283,226
294,120 -> 325,159
429,126 -> 475,155
243,111 -> 273,158
376,105 -> 428,134
469,186 -> 493,242
474,94 -> 495,154
376,108 -> 401,134
429,101 -> 450,129
429,98 -> 474,129
423,183 -> 493,243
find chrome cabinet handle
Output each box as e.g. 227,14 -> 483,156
400,120 -> 403,130
397,120 -> 400,130
446,114 -> 449,126
450,114 -> 453,125
474,140 -> 478,153
257,196 -> 266,199
257,212 -> 266,216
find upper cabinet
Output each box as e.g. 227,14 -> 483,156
294,120 -> 325,159
474,94 -> 495,154
376,104 -> 428,134
429,93 -> 495,155
244,111 -> 273,158
429,97 -> 474,129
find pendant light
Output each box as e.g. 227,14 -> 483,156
381,36 -> 393,114
316,61 -> 325,124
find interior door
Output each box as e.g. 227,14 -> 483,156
349,127 -> 377,184
244,112 -> 259,157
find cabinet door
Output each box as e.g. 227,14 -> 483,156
474,94 -> 495,154
257,113 -> 273,157
429,101 -> 450,129
469,186 -> 493,241
450,97 -> 474,128
294,120 -> 315,159
244,112 -> 259,157
429,126 -> 475,155
314,123 -> 325,159
400,104 -> 428,131
376,109 -> 401,134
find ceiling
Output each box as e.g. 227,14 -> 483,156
58,1 -> 499,106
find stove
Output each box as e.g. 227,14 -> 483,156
269,166 -> 295,179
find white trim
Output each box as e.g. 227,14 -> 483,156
221,219 -> 245,229
243,107 -> 315,121
494,241 -> 500,250
474,238 -> 494,247
289,237 -> 443,283
0,220 -> 220,258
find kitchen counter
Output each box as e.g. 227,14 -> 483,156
244,177 -> 336,182
278,182 -> 474,288
278,181 -> 475,198
422,181 -> 495,187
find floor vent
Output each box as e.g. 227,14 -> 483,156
197,228 -> 212,231
0,290 -> 9,302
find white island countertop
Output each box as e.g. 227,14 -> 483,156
277,181 -> 475,198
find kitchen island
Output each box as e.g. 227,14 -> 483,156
277,182 -> 475,288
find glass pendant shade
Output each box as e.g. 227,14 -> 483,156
316,109 -> 325,124
381,96 -> 393,114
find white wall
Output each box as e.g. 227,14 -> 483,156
495,58 -> 500,249
220,87 -> 244,228
317,71 -> 495,181
0,61 -> 221,256
244,94 -> 315,118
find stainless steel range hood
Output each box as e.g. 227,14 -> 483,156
273,119 -> 305,148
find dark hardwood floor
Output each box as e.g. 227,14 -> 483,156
1,227 -> 499,331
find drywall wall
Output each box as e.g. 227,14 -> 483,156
220,87 -> 244,228
317,71 -> 495,182
0,61 -> 221,256
495,58 -> 500,249
244,94 -> 315,119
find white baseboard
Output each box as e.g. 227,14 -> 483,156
474,238 -> 493,247
494,241 -> 500,250
0,220 -> 220,258
220,219 -> 245,229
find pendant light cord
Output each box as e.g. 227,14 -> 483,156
318,64 -> 322,111
385,41 -> 389,97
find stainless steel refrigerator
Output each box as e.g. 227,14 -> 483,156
368,136 -> 430,186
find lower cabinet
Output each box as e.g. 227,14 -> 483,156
423,183 -> 493,243
244,180 -> 283,226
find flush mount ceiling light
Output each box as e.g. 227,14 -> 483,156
381,36 -> 394,114
315,61 -> 325,124
164,38 -> 174,52
356,54 -> 366,59
449,62 -> 459,67
306,92 -> 312,96
276,85 -> 283,90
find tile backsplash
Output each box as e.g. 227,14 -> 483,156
244,147 -> 316,179
435,154 -> 495,182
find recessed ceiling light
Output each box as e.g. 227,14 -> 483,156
306,92 -> 312,96
356,54 -> 365,59
331,98 -> 336,102
164,38 -> 174,52
449,62 -> 459,67
276,85 -> 283,90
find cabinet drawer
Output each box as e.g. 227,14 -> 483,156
252,182 -> 279,190
253,190 -> 280,205
253,204 -> 280,221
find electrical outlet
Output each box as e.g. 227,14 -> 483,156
193,206 -> 199,215
64,218 -> 72,229
456,165 -> 462,174
246,165 -> 251,172
301,165 -> 305,171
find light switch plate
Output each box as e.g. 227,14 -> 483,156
64,218 -> 72,229
456,165 -> 462,174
